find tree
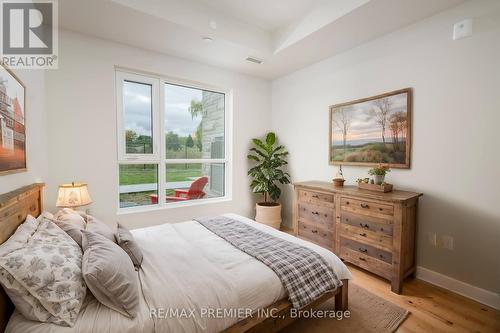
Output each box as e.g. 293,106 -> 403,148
186,134 -> 194,148
165,131 -> 181,151
195,123 -> 202,152
125,130 -> 137,144
368,98 -> 392,145
332,107 -> 352,159
188,100 -> 203,119
389,111 -> 407,152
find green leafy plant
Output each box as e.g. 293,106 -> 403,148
247,132 -> 291,203
368,164 -> 391,176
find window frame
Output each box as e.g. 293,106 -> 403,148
116,69 -> 232,214
116,71 -> 160,161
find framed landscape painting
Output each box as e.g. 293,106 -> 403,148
0,64 -> 26,175
329,88 -> 412,168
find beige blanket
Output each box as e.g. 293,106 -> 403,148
6,214 -> 351,333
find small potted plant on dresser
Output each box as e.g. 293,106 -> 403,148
247,132 -> 291,229
368,164 -> 390,185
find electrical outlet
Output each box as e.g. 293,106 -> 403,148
442,235 -> 454,250
428,232 -> 437,247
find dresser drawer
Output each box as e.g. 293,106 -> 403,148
298,202 -> 334,231
298,221 -> 333,249
340,237 -> 392,264
340,223 -> 392,252
298,190 -> 334,207
340,247 -> 392,279
341,197 -> 394,220
341,212 -> 393,236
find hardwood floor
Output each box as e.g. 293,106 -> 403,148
347,263 -> 500,333
279,226 -> 498,332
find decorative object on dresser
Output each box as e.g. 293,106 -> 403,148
247,132 -> 291,229
329,88 -> 412,168
56,182 -> 93,209
0,64 -> 26,175
293,181 -> 422,294
332,165 -> 345,187
357,165 -> 393,192
368,165 -> 390,185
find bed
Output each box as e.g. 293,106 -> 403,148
0,184 -> 351,333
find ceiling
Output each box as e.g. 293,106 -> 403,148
59,0 -> 465,79
196,0 -> 321,32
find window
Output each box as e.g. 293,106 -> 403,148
116,70 -> 231,211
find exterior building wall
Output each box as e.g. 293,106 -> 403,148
201,90 -> 225,195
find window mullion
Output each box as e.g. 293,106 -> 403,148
157,80 -> 166,206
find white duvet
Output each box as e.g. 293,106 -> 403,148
6,214 -> 351,333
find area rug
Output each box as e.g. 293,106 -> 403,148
282,282 -> 409,333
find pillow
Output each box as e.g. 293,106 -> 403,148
0,216 -> 87,327
115,223 -> 143,269
50,209 -> 86,248
81,230 -> 138,318
85,216 -> 116,242
0,216 -> 53,322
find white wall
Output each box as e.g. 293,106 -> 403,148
0,70 -> 47,193
272,0 -> 500,293
45,30 -> 271,228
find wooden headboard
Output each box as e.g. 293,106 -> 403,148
0,183 -> 44,332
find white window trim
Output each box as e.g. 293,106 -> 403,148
116,69 -> 233,214
116,71 -> 160,161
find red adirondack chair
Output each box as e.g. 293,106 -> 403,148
150,177 -> 208,203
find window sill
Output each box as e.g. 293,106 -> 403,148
116,196 -> 232,216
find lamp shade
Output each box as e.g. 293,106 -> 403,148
56,182 -> 93,208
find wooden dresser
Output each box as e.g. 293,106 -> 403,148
293,181 -> 422,293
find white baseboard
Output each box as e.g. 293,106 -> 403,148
416,266 -> 499,310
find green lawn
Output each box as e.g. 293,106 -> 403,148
119,164 -> 202,185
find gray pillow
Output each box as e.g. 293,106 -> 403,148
51,209 -> 86,247
85,216 -> 116,243
81,230 -> 138,318
115,223 -> 143,269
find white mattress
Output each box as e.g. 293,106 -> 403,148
6,213 -> 351,333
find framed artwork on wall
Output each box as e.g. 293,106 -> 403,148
329,88 -> 412,169
0,64 -> 26,175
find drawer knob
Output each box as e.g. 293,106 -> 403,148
312,211 -> 319,215
359,223 -> 369,229
360,203 -> 369,209
359,233 -> 367,237
358,248 -> 368,253
312,230 -> 318,234
312,195 -> 319,199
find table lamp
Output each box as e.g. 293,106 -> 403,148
56,182 -> 93,209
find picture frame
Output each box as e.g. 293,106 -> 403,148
0,63 -> 27,175
329,88 -> 412,169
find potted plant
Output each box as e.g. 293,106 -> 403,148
247,132 -> 291,229
333,165 -> 345,187
368,165 -> 391,185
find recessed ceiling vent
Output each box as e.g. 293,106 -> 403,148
246,56 -> 263,64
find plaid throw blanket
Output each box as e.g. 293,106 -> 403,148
194,216 -> 342,309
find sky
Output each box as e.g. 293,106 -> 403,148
332,92 -> 407,145
123,81 -> 202,137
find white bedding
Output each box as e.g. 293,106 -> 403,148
6,214 -> 351,333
